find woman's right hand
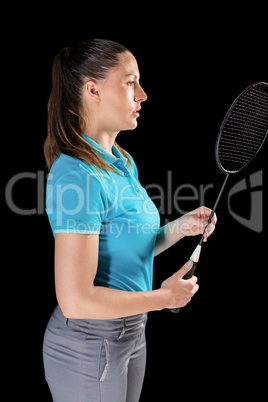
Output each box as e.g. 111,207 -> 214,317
160,260 -> 199,309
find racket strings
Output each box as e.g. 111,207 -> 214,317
226,89 -> 268,129
217,83 -> 268,173
226,109 -> 267,127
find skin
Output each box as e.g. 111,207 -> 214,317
55,51 -> 217,319
82,52 -> 147,153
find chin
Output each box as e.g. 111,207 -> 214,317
120,124 -> 137,133
118,117 -> 138,132
129,119 -> 138,130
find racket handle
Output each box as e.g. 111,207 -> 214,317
169,261 -> 198,313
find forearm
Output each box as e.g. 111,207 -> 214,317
154,207 -> 216,256
154,218 -> 184,257
61,285 -> 169,320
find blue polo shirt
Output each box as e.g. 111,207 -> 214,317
46,135 -> 160,292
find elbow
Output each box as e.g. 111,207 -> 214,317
56,291 -> 93,319
57,297 -> 78,319
58,302 -> 75,319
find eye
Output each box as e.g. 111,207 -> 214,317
127,81 -> 135,86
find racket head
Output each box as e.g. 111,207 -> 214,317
215,81 -> 268,174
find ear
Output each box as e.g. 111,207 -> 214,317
85,81 -> 101,102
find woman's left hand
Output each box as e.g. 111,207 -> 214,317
178,206 -> 217,242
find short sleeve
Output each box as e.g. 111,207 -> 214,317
46,167 -> 108,235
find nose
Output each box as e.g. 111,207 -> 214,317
135,84 -> 148,103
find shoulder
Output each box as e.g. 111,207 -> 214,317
47,154 -> 108,200
46,154 -> 108,235
48,153 -> 103,184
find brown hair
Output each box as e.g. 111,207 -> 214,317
44,38 -> 132,172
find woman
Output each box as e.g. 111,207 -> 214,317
43,38 -> 216,402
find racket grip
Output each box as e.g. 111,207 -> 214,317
169,261 -> 198,313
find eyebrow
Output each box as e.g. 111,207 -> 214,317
125,74 -> 140,79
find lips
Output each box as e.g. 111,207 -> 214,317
133,106 -> 141,116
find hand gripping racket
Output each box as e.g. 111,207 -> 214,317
170,81 -> 268,313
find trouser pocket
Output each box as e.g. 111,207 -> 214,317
99,338 -> 110,382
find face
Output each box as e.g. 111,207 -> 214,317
95,52 -> 147,133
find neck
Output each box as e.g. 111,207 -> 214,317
83,128 -> 119,155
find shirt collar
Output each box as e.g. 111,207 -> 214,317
82,134 -> 128,168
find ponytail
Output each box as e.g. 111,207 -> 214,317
44,39 -> 132,172
44,47 -> 68,168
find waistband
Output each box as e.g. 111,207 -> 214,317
52,305 -> 147,340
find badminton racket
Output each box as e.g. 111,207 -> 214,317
170,81 -> 268,313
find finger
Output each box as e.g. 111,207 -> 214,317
203,227 -> 214,242
207,223 -> 215,233
207,212 -> 217,225
193,283 -> 199,294
198,206 -> 213,218
187,206 -> 211,218
208,219 -> 217,234
191,275 -> 198,284
202,213 -> 217,231
176,260 -> 193,280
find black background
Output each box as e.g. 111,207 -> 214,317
4,7 -> 267,401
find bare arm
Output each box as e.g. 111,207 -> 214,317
55,233 -> 198,319
154,207 -> 217,257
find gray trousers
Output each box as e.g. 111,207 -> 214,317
43,305 -> 147,401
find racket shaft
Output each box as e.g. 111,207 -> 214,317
199,173 -> 229,245
209,173 -> 229,222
